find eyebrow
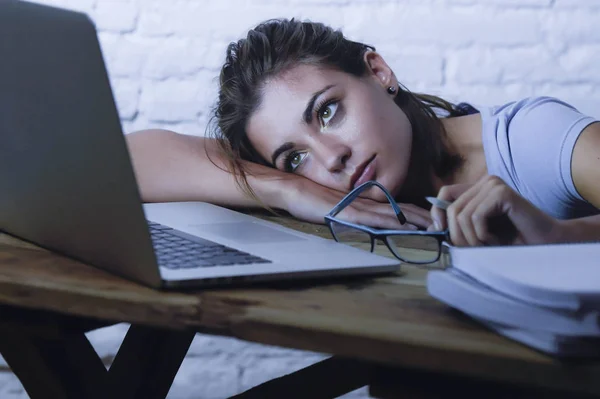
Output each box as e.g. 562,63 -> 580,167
271,141 -> 294,167
302,84 -> 335,125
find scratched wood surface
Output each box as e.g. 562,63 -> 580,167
0,213 -> 599,396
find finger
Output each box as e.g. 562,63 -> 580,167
455,187 -> 492,246
369,207 -> 427,229
400,204 -> 432,228
367,211 -> 419,230
446,192 -> 479,246
351,200 -> 404,224
354,199 -> 432,229
362,213 -> 419,230
447,202 -> 468,246
403,213 -> 432,229
472,185 -> 516,246
431,183 -> 472,231
339,208 -> 418,230
453,178 -> 502,246
443,179 -> 491,246
398,204 -> 433,228
430,204 -> 446,231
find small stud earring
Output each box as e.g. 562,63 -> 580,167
387,86 -> 397,95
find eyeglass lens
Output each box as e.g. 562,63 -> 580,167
386,234 -> 440,263
329,220 -> 372,252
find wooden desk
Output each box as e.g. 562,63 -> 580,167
0,214 -> 599,399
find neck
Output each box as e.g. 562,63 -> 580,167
395,112 -> 486,207
435,113 -> 487,191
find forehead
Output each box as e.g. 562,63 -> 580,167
246,64 -> 347,159
265,63 -> 339,100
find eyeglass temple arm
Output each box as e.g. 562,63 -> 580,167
327,181 -> 407,224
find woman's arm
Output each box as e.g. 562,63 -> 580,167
430,123 -> 600,246
431,175 -> 600,246
430,176 -> 568,246
562,121 -> 600,242
126,129 -> 432,228
126,129 -> 284,207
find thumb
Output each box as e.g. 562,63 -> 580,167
426,223 -> 438,232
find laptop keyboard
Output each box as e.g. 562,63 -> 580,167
148,221 -> 271,269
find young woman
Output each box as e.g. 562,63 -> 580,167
126,19 -> 600,247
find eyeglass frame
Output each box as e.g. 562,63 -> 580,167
324,180 -> 450,265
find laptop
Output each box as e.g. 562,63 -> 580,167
0,0 -> 399,289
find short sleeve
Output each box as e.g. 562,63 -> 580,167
485,97 -> 598,219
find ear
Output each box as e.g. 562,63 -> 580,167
363,51 -> 396,89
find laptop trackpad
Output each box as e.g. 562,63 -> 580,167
191,222 -> 306,244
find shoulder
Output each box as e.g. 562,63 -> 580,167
480,96 -> 594,153
481,96 -> 599,218
488,96 -> 586,126
483,96 -> 596,151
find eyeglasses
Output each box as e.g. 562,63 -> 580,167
324,180 -> 449,265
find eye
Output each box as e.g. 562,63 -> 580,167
318,101 -> 338,127
283,151 -> 307,173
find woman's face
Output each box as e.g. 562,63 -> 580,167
246,53 -> 413,202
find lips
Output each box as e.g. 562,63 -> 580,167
350,155 -> 376,190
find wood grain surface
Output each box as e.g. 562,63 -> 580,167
1,213 -> 599,396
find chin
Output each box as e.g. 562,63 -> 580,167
377,175 -> 403,203
367,181 -> 393,203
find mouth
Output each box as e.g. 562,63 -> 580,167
350,155 -> 377,190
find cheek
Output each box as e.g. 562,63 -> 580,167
385,103 -> 411,140
375,109 -> 413,196
379,104 -> 412,158
397,115 -> 413,155
311,166 -> 333,185
301,159 -> 346,190
359,98 -> 407,147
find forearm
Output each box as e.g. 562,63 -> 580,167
557,214 -> 600,243
125,129 -> 290,208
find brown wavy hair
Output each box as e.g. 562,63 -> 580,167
208,18 -> 464,208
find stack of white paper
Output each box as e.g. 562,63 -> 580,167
427,243 -> 600,356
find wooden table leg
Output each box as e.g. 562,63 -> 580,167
0,321 -> 108,399
106,324 -> 195,399
230,356 -> 373,399
0,306 -> 194,399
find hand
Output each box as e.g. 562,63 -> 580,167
280,177 -> 432,230
430,175 -> 564,246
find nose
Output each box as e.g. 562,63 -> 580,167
313,135 -> 352,173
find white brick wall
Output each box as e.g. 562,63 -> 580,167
2,0 -> 599,398
24,0 -> 600,136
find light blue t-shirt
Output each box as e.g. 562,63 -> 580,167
479,96 -> 599,220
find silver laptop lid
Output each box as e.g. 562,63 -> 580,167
0,0 -> 161,287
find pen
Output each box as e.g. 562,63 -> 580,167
425,196 -> 452,210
